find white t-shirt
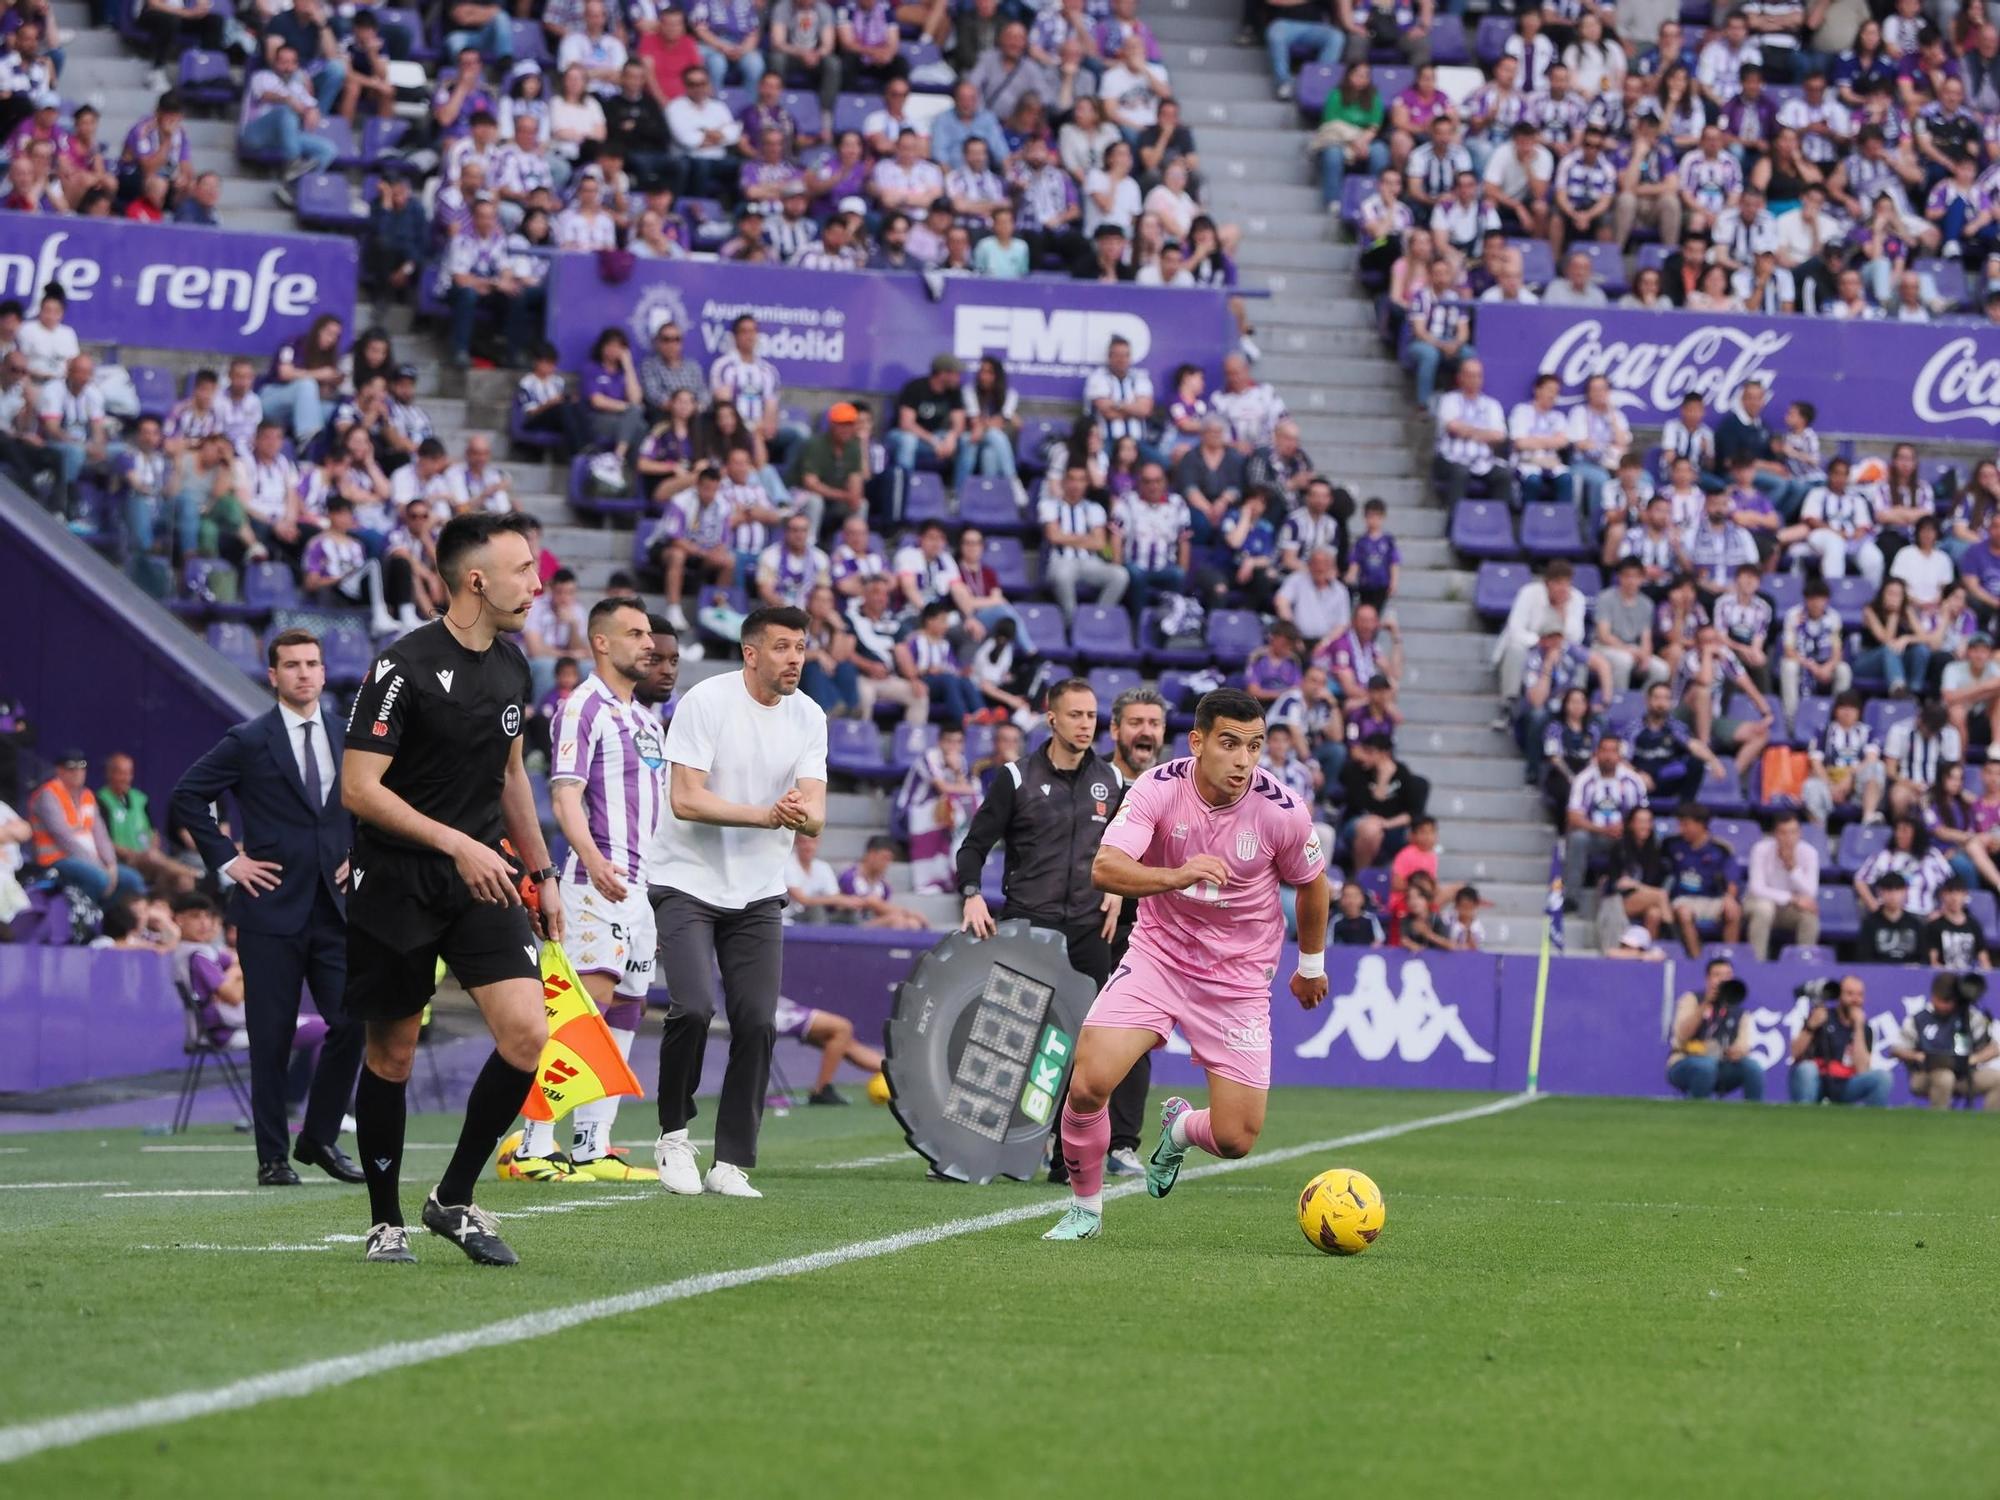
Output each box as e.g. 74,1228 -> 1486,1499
16,321 -> 80,381
1889,544 -> 1955,606
783,851 -> 840,925
657,670 -> 829,908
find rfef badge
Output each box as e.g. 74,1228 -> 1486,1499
882,921 -> 1097,1183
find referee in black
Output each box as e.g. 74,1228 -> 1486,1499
339,512 -> 565,1267
955,677 -> 1145,1183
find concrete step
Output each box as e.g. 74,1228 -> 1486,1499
1398,722 -> 1516,758
1204,151 -> 1314,187
1254,284 -> 1376,320
56,29 -> 126,57
1444,851 -> 1560,885
1178,99 -> 1307,132
1391,599 -> 1481,634
1418,816 -> 1553,857
1401,690 -> 1503,727
1151,44 -> 1273,78
1399,660 -> 1502,696
1399,751 -> 1532,792
1207,183 -> 1326,219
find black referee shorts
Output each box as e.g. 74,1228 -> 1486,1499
343,856 -> 540,1023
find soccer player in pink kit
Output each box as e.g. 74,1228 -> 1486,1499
1043,689 -> 1331,1241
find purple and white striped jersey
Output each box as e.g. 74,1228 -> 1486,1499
551,673 -> 667,886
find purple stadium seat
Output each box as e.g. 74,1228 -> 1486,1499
508,16 -> 551,63
1700,942 -> 1745,963
958,476 -> 1024,532
238,560 -> 298,614
832,91 -> 880,137
900,38 -> 948,88
1815,885 -> 1860,942
1141,606 -> 1212,666
1571,241 -> 1627,296
1916,257 -> 1970,310
177,48 -> 236,107
1709,816 -> 1757,864
1790,695 -> 1830,747
903,471 -> 948,523
1015,415 -> 1066,472
984,535 -> 1029,593
321,623 -> 372,686
509,393 -> 564,459
1971,891 -> 1999,932
173,558 -> 236,621
891,721 -> 939,770
1373,66 -> 1413,101
963,720 -> 996,763
206,621 -> 263,676
1451,500 -> 1518,561
314,117 -> 361,169
362,116 -> 410,165
779,92 -> 825,139
1297,64 -> 1340,114
1070,605 -> 1142,666
1607,688 -> 1645,730
1474,13 -> 1514,63
1636,243 -> 1672,275
1014,601 -> 1067,653
1206,608 -> 1263,666
566,453 -> 642,517
1570,563 -> 1603,598
1340,173 -> 1375,228
1763,571 -> 1803,619
1863,698 -> 1916,744
1778,944 -> 1834,963
1520,502 -> 1584,560
1157,670 -> 1205,713
1473,561 -> 1531,624
1695,761 -> 1750,814
1357,866 -> 1391,908
1509,237 -> 1557,288
295,172 -> 366,230
127,364 -> 175,421
1427,13 -> 1469,63
1088,666 -> 1142,705
1799,821 -> 1830,867
827,717 -> 893,779
1826,576 -> 1872,625
1835,821 -> 1889,877
374,6 -> 436,62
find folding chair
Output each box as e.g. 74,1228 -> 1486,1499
171,981 -> 252,1133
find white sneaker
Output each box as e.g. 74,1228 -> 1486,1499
1105,1146 -> 1144,1177
653,1130 -> 704,1194
704,1161 -> 763,1198
147,67 -> 169,92
396,604 -> 424,632
1239,333 -> 1262,363
665,601 -> 690,630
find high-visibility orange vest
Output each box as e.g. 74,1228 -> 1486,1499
31,777 -> 97,869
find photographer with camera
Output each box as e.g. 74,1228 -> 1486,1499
1890,971 -> 2000,1110
1787,976 -> 1891,1107
1665,958 -> 1766,1102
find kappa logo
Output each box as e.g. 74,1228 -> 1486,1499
375,658 -> 395,682
436,669 -> 455,692
1295,955 -> 1496,1065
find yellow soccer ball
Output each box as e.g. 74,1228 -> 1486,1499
866,1071 -> 892,1106
1298,1168 -> 1386,1256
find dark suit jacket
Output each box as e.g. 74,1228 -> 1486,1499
171,707 -> 351,936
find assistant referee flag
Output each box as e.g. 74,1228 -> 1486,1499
521,942 -> 644,1122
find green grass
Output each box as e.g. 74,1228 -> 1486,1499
3,1088 -> 1998,1497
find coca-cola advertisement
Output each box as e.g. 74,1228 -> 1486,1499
1473,304 -> 2000,439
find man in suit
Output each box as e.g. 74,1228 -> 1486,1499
172,627 -> 366,1186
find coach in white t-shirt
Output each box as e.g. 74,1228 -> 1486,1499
651,603 -> 828,1199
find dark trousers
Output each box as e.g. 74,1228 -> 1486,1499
652,887 -> 786,1169
234,889 -> 363,1164
1041,918 -> 1151,1154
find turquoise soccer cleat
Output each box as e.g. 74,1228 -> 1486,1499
1147,1097 -> 1193,1200
1040,1205 -> 1103,1240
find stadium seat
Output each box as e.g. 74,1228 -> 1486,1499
206,621 -> 263,677
1972,891 -> 1999,932
1709,817 -> 1758,865
958,476 -> 1025,533
1509,238 -> 1557,288
566,453 -> 642,518
1427,13 -> 1469,62
1473,561 -> 1532,625
1834,822 -> 1889,877
831,91 -> 881,137
1450,500 -> 1518,561
1520,502 -> 1586,561
295,172 -> 366,231
1205,609 -> 1263,666
241,560 -> 300,614
1141,606 -> 1212,667
1569,242 -> 1627,296
1087,666 -> 1142,705
1015,416 -> 1065,473
1826,576 -> 1872,625
903,471 -> 948,523
1474,13 -> 1514,62
373,6 -> 436,62
1862,699 -> 1916,744
1156,669 -> 1209,714
176,47 -> 236,107
1295,63 -> 1340,114
1763,572 -> 1803,619
319,623 -> 373,686
1570,563 -> 1602,598
1790,695 -> 1830,748
890,721 -> 939,771
1070,605 -> 1142,666
984,535 -> 1030,594
1815,885 -> 1861,942
827,717 -> 893,780
1778,944 -> 1834,963
1339,174 -> 1375,229
962,720 -> 995,763
1013,601 -> 1067,655
1799,821 -> 1830,867
1695,761 -> 1749,814
126,365 -> 176,421
360,116 -> 409,167
1607,688 -> 1645,730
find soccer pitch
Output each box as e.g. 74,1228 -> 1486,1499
3,1089 -> 1997,1496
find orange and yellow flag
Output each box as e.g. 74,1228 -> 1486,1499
521,941 -> 645,1122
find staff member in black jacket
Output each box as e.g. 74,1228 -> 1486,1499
171,628 -> 366,1186
956,677 -> 1143,1180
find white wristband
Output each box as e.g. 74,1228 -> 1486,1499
1296,950 -> 1325,980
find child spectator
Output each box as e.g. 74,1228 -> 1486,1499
895,722 -> 979,890
1444,885 -> 1487,949
1346,497 -> 1401,610
515,343 -> 570,454
1804,689 -> 1886,825
838,835 -> 930,930
1331,880 -> 1386,947
1397,877 -> 1454,951
1245,621 -> 1305,704
526,655 -> 582,762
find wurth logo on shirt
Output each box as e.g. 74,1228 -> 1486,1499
372,673 -> 403,736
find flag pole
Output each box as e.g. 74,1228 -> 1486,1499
1527,840 -> 1565,1097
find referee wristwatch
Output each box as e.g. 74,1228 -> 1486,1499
960,883 -> 983,899
529,866 -> 557,884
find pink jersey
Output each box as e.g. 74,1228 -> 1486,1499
1101,757 -> 1324,993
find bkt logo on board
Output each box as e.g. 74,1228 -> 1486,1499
953,307 -> 1151,375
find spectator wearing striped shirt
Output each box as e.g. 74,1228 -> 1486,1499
1677,123 -> 1745,219
1563,730 -> 1648,899
1039,459 -> 1127,620
1084,336 -> 1157,459
1675,619 -> 1776,776
1432,357 -> 1515,507
1856,819 -> 1956,920
1405,254 -> 1475,407
709,314 -> 809,459
165,370 -> 227,457
895,601 -> 985,725
1210,350 -> 1287,453
1111,460 -> 1191,615
648,465 -> 736,627
1550,126 -> 1617,254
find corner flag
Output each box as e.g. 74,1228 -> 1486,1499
521,941 -> 644,1122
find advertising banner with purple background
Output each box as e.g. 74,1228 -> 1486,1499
0,218 -> 356,353
545,255 -> 1238,399
1472,303 -> 2000,441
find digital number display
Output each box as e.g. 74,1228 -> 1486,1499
942,964 -> 1054,1141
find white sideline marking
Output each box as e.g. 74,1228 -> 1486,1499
137,1244 -> 335,1254
0,1147 -> 29,1155
0,1181 -> 128,1191
138,1202 -> 652,1250
140,1143 -> 456,1154
103,1187 -> 342,1199
0,1093 -> 1537,1465
814,1151 -> 918,1171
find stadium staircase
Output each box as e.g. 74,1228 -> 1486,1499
1155,0 -> 1555,946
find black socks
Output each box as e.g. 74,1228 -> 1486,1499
355,1064 -> 408,1228
436,1050 -> 537,1207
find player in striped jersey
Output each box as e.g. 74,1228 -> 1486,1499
509,594 -> 667,1182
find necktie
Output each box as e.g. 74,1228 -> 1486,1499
300,720 -> 322,806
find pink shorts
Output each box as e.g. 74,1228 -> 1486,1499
1085,944 -> 1272,1090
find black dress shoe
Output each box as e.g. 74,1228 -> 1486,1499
294,1137 -> 366,1183
258,1160 -> 302,1186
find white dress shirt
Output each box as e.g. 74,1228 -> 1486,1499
279,701 -> 335,803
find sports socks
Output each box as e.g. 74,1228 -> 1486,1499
1171,1107 -> 1220,1157
1059,1099 -> 1110,1213
569,1024 -> 637,1163
355,1064 -> 408,1228
437,1050 -> 537,1207
518,1116 -> 559,1160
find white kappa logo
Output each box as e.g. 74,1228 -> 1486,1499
436,669 -> 455,692
1295,956 -> 1496,1064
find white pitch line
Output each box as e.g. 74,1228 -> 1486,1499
0,1181 -> 129,1191
139,1143 -> 456,1155
137,1244 -> 335,1254
814,1151 -> 919,1171
0,1092 -> 1537,1466
0,1147 -> 29,1155
102,1188 -> 341,1199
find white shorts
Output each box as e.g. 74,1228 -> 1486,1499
566,881 -> 656,1000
